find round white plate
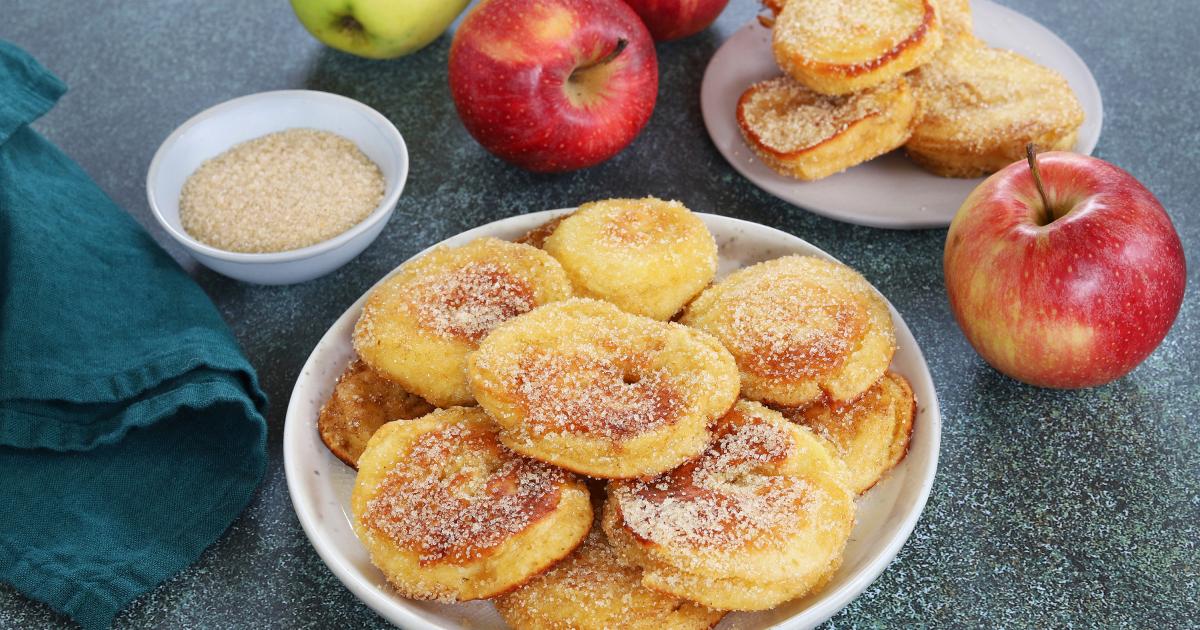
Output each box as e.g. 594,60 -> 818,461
701,0 -> 1104,229
284,210 -> 943,629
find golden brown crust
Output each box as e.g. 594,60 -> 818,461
906,38 -> 1085,178
468,298 -> 741,479
772,0 -> 943,95
782,371 -> 916,494
737,76 -> 919,181
317,360 -> 434,468
494,526 -> 726,630
681,256 -> 896,408
515,214 -> 571,249
351,407 -> 593,602
352,237 -> 573,407
541,198 -> 718,321
603,401 -> 855,611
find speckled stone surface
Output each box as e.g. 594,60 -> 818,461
1,0 -> 1196,627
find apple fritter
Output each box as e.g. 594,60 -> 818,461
604,401 -> 855,611
783,371 -> 916,494
468,298 -> 740,479
682,255 -> 896,408
541,198 -> 717,321
494,525 -> 725,630
351,407 -> 592,601
318,359 -> 434,468
906,38 -> 1084,177
737,75 -> 919,181
353,237 -> 573,407
772,0 -> 943,95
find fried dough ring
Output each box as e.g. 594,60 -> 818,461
784,371 -> 916,494
351,407 -> 592,602
772,0 -> 943,95
681,255 -> 896,407
737,76 -> 918,181
906,38 -> 1085,177
317,359 -> 434,468
541,198 -> 717,321
603,401 -> 855,611
494,525 -> 725,630
468,298 -> 740,479
352,237 -> 572,407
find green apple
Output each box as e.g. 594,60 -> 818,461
290,0 -> 470,59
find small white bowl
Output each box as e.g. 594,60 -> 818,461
147,90 -> 408,285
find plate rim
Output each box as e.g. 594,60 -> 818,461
283,210 -> 943,629
700,0 -> 1105,229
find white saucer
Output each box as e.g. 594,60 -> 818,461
700,0 -> 1104,229
283,210 -> 942,629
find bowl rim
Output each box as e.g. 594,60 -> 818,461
145,89 -> 408,264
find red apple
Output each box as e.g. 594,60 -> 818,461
448,0 -> 658,173
944,149 -> 1186,388
622,0 -> 731,41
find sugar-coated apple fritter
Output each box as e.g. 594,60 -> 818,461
772,0 -> 943,95
682,255 -> 896,408
737,75 -> 919,181
468,298 -> 740,479
351,407 -> 592,602
494,525 -> 725,630
906,37 -> 1084,177
318,359 -> 434,468
541,198 -> 717,321
604,401 -> 855,611
353,237 -> 572,407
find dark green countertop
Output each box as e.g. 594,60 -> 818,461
1,0 -> 1196,627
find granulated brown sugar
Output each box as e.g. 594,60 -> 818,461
179,128 -> 384,253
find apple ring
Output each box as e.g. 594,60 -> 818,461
541,198 -> 717,320
494,524 -> 725,630
352,237 -> 572,407
736,76 -> 918,181
784,371 -> 916,494
681,255 -> 896,407
906,37 -> 1084,178
468,298 -> 740,478
317,359 -> 434,468
603,400 -> 855,611
351,406 -> 592,601
772,0 -> 943,95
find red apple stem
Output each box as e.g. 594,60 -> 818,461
572,39 -> 628,79
597,38 -> 628,66
1026,143 -> 1053,224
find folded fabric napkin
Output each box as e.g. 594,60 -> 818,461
0,41 -> 267,629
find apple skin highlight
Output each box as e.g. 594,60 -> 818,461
944,152 -> 1186,389
448,0 -> 658,173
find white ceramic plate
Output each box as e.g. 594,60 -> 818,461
284,210 -> 942,629
701,0 -> 1104,229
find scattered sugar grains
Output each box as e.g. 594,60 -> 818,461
179,128 -> 384,253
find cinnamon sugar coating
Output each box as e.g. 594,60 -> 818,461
353,237 -> 572,407
351,407 -> 592,601
603,401 -> 855,610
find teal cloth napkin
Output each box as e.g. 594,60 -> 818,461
0,41 -> 268,629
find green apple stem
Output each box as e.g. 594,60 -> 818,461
1026,143 -> 1054,226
